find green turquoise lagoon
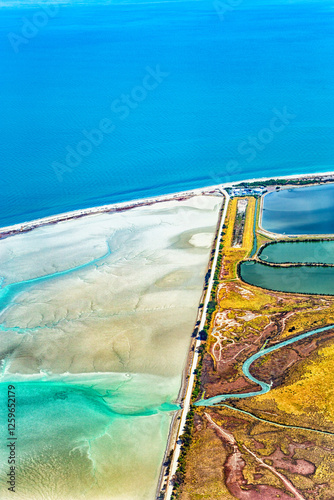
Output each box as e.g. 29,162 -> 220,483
240,260 -> 334,296
259,240 -> 334,264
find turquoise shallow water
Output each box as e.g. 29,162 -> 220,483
0,199 -> 221,499
0,242 -> 111,314
259,240 -> 334,264
0,378 -> 178,499
0,246 -> 180,498
1,0 -> 334,226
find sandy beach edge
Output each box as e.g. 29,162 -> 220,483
0,185 -> 222,238
2,169 -> 334,238
156,193 -> 228,499
230,169 -> 334,187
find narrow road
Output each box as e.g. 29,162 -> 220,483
163,189 -> 230,500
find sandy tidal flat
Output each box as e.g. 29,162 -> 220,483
0,196 -> 221,499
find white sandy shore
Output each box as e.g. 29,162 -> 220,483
1,170 -> 334,235
0,185 -> 222,235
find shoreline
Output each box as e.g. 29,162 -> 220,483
2,170 -> 334,239
155,199 -> 226,499
161,191 -> 230,500
2,172 -> 333,499
0,186 -> 222,239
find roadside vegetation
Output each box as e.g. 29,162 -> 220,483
237,175 -> 334,188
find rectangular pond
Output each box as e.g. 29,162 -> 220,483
261,184 -> 334,235
259,240 -> 334,264
240,260 -> 334,296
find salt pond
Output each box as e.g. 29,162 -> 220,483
261,184 -> 334,235
240,261 -> 334,296
259,240 -> 334,265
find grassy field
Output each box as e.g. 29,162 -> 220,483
221,197 -> 256,280
256,341 -> 334,422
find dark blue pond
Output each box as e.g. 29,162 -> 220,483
262,184 -> 334,235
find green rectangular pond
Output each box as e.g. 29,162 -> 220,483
259,240 -> 334,264
240,260 -> 334,295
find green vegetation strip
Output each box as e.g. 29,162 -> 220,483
171,233 -> 225,499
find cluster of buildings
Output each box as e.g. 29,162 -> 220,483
230,186 -> 266,197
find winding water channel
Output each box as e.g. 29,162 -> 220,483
195,323 -> 334,407
0,241 -> 112,316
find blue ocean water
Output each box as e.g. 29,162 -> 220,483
1,0 -> 334,227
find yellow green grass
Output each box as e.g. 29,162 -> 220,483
221,197 -> 256,280
256,342 -> 334,422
